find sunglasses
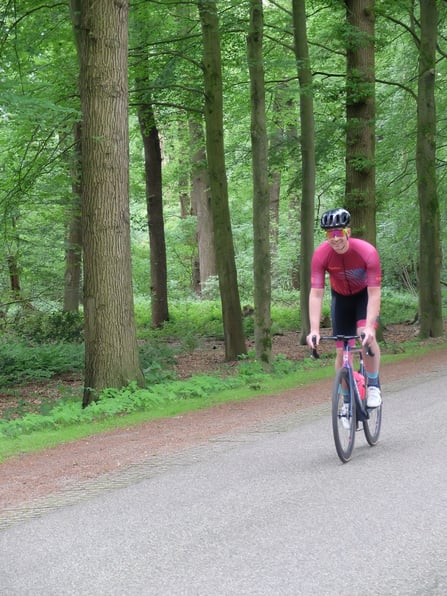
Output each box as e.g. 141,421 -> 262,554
326,229 -> 348,239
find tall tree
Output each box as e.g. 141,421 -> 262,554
136,84 -> 169,327
292,0 -> 316,345
197,0 -> 246,361
247,0 -> 272,367
267,86 -> 298,258
63,13 -> 83,313
129,4 -> 170,327
189,118 -> 217,291
344,0 -> 376,243
63,121 -> 82,312
416,0 -> 443,338
71,0 -> 144,406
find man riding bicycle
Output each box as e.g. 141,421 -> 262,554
306,208 -> 382,408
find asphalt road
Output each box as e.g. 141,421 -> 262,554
1,366 -> 447,596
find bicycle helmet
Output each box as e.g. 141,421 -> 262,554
320,208 -> 351,230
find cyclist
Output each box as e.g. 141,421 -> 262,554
306,207 -> 382,408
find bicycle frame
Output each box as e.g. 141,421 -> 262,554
338,337 -> 369,423
313,334 -> 371,422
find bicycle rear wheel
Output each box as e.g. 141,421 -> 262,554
363,401 -> 382,446
332,368 -> 356,463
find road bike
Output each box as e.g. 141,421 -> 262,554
312,334 -> 382,463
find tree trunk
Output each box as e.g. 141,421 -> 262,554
416,0 -> 443,338
197,0 -> 246,361
269,171 -> 280,254
7,254 -> 21,300
268,87 -> 286,256
136,89 -> 170,328
178,120 -> 190,219
292,0 -> 316,345
74,0 -> 144,406
344,0 -> 376,244
247,0 -> 272,367
268,87 -> 299,258
63,121 -> 82,312
189,118 -> 217,291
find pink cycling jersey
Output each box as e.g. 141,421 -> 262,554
311,237 -> 381,296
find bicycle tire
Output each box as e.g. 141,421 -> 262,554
363,399 -> 382,446
332,367 -> 356,463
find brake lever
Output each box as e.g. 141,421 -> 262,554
311,335 -> 320,359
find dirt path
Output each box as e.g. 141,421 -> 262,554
1,346 -> 446,513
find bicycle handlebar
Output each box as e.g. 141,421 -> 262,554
311,334 -> 375,358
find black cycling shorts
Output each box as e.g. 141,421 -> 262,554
330,287 -> 368,337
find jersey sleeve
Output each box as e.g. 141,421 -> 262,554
310,243 -> 327,289
365,245 -> 382,287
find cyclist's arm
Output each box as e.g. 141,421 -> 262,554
363,286 -> 381,345
307,287 -> 324,347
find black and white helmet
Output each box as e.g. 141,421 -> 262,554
320,208 -> 351,230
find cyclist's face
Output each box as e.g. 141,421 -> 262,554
326,228 -> 350,253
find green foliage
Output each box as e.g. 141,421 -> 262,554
0,342 -> 84,385
135,299 -> 225,341
200,276 -> 221,301
13,310 -> 84,343
2,0 -> 447,312
134,297 -> 310,350
0,374 -> 236,438
0,2 -> 79,303
380,289 -> 418,324
138,340 -> 177,384
0,349 -> 317,439
235,352 -> 299,388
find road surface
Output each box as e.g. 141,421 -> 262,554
1,366 -> 446,595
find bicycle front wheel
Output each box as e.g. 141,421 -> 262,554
363,401 -> 382,446
332,368 -> 356,463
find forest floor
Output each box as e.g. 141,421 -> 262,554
1,322 -> 446,512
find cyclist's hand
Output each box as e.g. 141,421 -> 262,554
307,332 -> 320,349
361,327 -> 375,347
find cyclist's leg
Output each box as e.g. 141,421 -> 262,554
355,289 -> 381,378
361,334 -> 381,375
331,290 -> 356,369
355,290 -> 382,407
334,346 -> 344,370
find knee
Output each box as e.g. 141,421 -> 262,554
335,350 -> 343,370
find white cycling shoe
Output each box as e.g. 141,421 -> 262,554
367,386 -> 382,408
340,404 -> 351,429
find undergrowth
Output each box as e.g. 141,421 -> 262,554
0,342 -> 84,385
0,354 -> 312,439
